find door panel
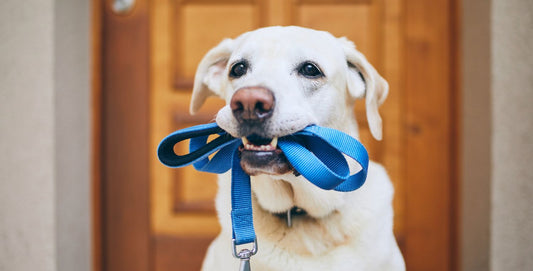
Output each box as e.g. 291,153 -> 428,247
174,2 -> 264,87
100,0 -> 456,270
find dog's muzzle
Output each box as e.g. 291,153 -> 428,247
230,87 -> 293,175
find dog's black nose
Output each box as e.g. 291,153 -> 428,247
230,87 -> 274,123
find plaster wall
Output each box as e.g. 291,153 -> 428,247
462,0 -> 533,270
0,0 -> 90,270
490,0 -> 533,269
0,1 -> 56,270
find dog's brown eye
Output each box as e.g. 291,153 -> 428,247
230,61 -> 248,78
298,62 -> 324,78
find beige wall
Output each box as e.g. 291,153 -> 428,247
54,1 -> 91,270
0,0 -> 90,271
462,0 -> 533,270
0,1 -> 56,270
491,0 -> 533,269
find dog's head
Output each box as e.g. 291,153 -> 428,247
191,26 -> 387,177
192,25 -> 389,251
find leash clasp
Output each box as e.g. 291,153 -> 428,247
232,238 -> 257,271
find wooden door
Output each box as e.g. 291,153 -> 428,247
98,0 -> 458,270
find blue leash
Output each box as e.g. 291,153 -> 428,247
157,122 -> 369,247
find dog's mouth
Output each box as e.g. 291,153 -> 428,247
238,134 -> 294,176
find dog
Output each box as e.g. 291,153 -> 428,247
190,26 -> 405,271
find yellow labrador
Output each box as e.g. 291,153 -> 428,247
191,26 -> 405,271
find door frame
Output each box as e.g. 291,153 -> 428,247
93,0 -> 152,270
92,0 -> 461,270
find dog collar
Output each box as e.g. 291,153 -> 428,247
157,122 -> 369,262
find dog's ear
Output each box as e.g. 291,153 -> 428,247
339,37 -> 389,141
190,38 -> 234,114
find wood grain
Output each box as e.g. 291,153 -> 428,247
153,235 -> 216,271
404,0 -> 455,270
101,0 -> 151,270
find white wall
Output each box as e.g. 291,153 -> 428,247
0,1 -> 56,270
462,0 -> 533,270
0,0 -> 90,271
54,0 -> 91,270
491,0 -> 533,269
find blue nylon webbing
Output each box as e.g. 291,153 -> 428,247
157,122 -> 368,245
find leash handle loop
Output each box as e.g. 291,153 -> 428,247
157,122 -> 240,172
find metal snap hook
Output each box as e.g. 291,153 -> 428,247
232,238 -> 258,271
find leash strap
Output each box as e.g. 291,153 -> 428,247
157,122 -> 369,246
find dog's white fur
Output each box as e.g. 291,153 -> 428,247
190,26 -> 405,271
